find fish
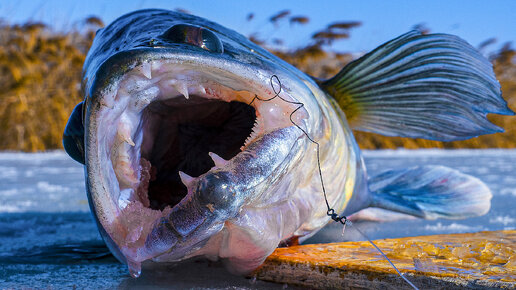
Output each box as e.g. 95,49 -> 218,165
62,9 -> 513,277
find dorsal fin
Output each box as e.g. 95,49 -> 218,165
321,31 -> 513,141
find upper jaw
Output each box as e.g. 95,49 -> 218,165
84,50 -> 307,267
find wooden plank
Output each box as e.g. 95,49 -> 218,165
253,230 -> 516,289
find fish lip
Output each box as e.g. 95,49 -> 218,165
83,48 -> 307,264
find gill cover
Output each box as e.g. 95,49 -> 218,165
322,30 -> 514,141
63,102 -> 85,164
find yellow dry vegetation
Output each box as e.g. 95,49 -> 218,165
0,18 -> 514,151
0,21 -> 97,151
271,43 -> 516,149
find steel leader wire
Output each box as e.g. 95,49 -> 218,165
249,75 -> 419,290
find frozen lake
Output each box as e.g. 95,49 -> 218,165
0,150 -> 514,288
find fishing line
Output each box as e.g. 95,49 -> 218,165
250,75 -> 419,290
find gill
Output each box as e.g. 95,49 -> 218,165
250,75 -> 419,290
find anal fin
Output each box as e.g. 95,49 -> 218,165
369,165 -> 491,220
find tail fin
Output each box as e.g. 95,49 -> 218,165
321,31 -> 513,141
368,165 -> 491,219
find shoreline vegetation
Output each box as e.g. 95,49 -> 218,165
0,13 -> 514,152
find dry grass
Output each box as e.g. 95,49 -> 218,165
270,43 -> 516,149
0,17 -> 514,151
0,20 -> 99,151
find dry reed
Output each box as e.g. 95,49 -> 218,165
0,16 -> 514,152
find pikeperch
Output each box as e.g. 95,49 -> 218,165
63,9 -> 513,277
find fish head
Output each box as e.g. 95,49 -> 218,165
78,9 -> 318,275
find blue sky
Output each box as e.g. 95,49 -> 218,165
1,0 -> 514,54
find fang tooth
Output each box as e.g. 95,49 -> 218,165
117,117 -> 135,146
208,152 -> 228,167
179,171 -> 195,187
125,136 -> 135,147
140,63 -> 152,79
174,82 -> 189,99
197,85 -> 206,95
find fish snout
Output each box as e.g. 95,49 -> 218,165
161,24 -> 223,53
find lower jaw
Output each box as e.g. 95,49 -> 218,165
90,61 -> 304,266
96,125 -> 303,278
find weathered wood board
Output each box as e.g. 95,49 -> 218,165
253,230 -> 516,289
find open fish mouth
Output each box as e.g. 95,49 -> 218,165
62,8 -> 512,282
86,51 -> 306,269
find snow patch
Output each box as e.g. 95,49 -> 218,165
424,222 -> 484,232
0,167 -> 18,179
0,204 -> 22,213
489,215 -> 515,226
36,182 -> 71,193
363,148 -> 516,157
0,150 -> 67,160
499,188 -> 516,197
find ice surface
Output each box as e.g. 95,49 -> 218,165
0,151 -> 87,213
1,149 -> 515,288
308,149 -> 516,243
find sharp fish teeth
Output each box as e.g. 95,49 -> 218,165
139,63 -> 152,79
174,82 -> 189,99
118,120 -> 135,146
208,152 -> 228,168
197,85 -> 206,95
179,171 -> 195,187
125,137 -> 135,147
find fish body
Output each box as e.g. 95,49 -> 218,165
63,9 -> 512,277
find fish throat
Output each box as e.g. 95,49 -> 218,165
141,98 -> 256,210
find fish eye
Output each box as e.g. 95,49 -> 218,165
162,24 -> 223,53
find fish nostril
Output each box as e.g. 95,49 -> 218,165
162,24 -> 223,53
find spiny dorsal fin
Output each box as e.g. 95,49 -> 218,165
321,31 -> 513,141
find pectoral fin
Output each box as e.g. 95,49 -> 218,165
322,31 -> 513,141
63,102 -> 85,164
368,165 -> 491,220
